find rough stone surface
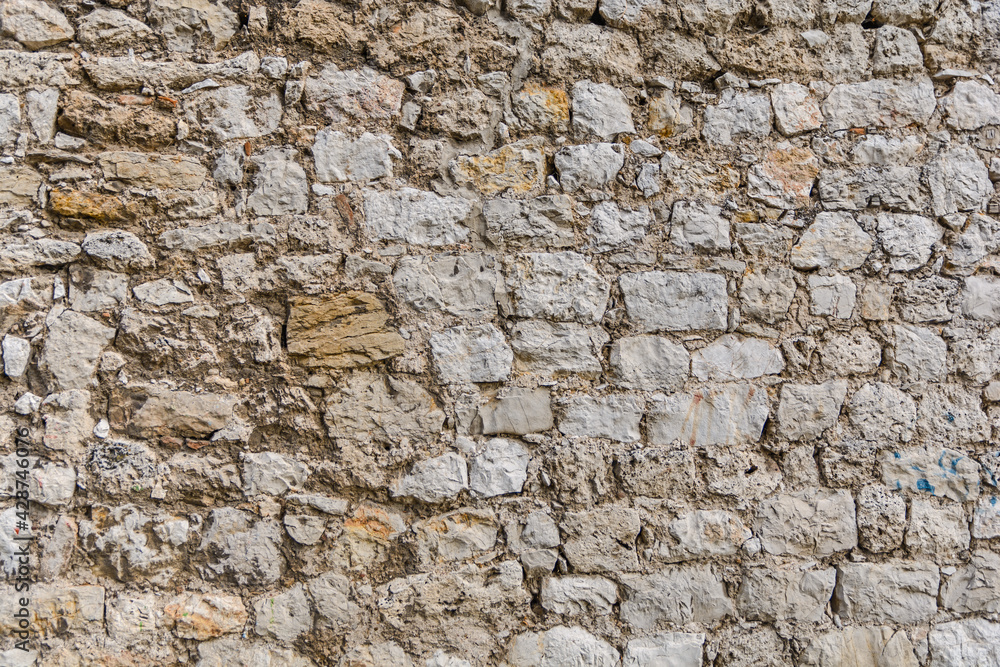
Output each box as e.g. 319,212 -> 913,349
757,489 -> 857,556
790,212 -> 873,270
834,562 -> 940,624
610,336 -> 689,390
776,380 -> 848,441
5,3 -> 1000,665
621,271 -> 728,332
648,384 -> 769,448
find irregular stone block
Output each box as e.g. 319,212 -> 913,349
620,271 -> 727,332
313,130 -> 397,183
84,51 -> 256,91
692,334 -> 783,381
414,508 -> 497,561
770,82 -> 822,136
540,576 -> 617,615
186,85 -> 282,141
147,0 -> 237,51
131,386 -> 236,438
76,8 -> 153,46
364,188 -> 472,246
511,251 -> 609,323
822,78 -> 936,129
165,593 -> 247,641
702,90 -> 772,145
925,146 -> 992,217
0,0 -> 73,49
509,626 -> 619,667
324,372 -> 444,445
799,627 -> 919,667
430,324 -> 512,384
41,310 -> 115,390
1,335 -> 29,379
940,550 -> 1000,613
586,202 -> 651,253
623,633 -> 705,667
254,584 -> 313,642
476,388 -> 553,435
808,273 -> 856,319
776,380 -> 848,441
790,212 -> 873,270
747,147 -> 819,209
286,293 -> 405,369
834,562 -> 939,624
882,445 -> 981,501
617,445 -> 695,498
758,489 -> 857,556
571,80 -> 635,140
873,25 -> 923,75
198,508 -> 285,585
662,509 -> 749,561
929,619 -> 1000,667
648,384 -> 769,448
305,66 -> 404,121
557,394 -> 643,442
941,80 -> 1000,130
241,452 -> 310,497
917,384 -> 990,446
848,382 -> 917,444
620,566 -> 732,629
390,453 -> 468,504
513,83 -> 570,133
554,142 -> 624,192
469,438 -> 529,497
876,212 -> 943,272
973,495 -> 1000,539
736,564 -> 836,622
482,195 -> 575,249
670,200 -> 731,253
450,138 -> 546,195
196,637 -> 316,667
857,484 -> 906,553
610,336 -> 689,391
905,498 -> 969,557
247,148 -> 308,216
818,166 -> 924,212
159,221 -> 277,251
0,49 -> 76,87
511,320 -> 608,376
100,152 -> 206,190
740,266 -> 796,323
81,230 -> 154,271
648,89 -> 694,139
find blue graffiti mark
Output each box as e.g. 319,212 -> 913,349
992,496 -> 997,507
938,452 -> 962,476
893,451 -> 901,459
946,412 -> 956,423
896,480 -> 902,490
911,464 -> 925,473
916,478 -> 935,494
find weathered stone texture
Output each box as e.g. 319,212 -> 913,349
7,1 -> 1000,664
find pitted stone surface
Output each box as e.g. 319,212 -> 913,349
6,2 -> 1000,664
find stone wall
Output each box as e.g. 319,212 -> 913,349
1,0 -> 1000,664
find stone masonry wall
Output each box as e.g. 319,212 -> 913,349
2,0 -> 1000,664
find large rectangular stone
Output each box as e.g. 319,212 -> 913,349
620,566 -> 732,629
286,292 -> 405,369
620,271 -> 727,332
834,562 -> 939,624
